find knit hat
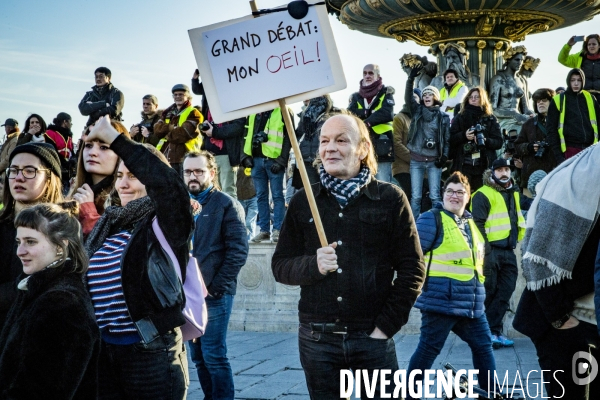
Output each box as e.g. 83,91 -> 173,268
413,88 -> 422,99
421,85 -> 440,102
527,170 -> 547,198
491,158 -> 514,171
9,143 -> 62,179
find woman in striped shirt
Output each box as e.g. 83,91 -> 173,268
85,116 -> 193,399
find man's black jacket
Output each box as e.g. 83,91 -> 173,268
272,178 -> 425,338
78,83 -> 124,126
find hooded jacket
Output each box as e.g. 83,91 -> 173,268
471,169 -> 520,250
414,203 -> 486,318
546,68 -> 600,163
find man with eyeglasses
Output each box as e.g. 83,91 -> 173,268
471,158 -> 526,348
154,84 -> 203,176
348,64 -> 396,184
129,94 -> 161,145
78,67 -> 124,126
406,171 -> 496,399
182,151 -> 247,400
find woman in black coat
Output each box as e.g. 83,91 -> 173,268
0,202 -> 100,399
84,116 -> 192,399
449,87 -> 503,192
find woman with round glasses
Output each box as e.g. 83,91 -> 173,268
0,143 -> 64,331
449,87 -> 502,191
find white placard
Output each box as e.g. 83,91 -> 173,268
188,1 -> 346,123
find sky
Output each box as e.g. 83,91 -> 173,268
0,0 -> 598,142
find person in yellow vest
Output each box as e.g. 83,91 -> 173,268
154,84 -> 203,175
546,68 -> 600,163
471,158 -> 526,348
241,108 -> 293,243
406,171 -> 496,399
347,64 -> 395,183
440,68 -> 468,122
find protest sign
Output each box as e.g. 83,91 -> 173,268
188,0 -> 345,123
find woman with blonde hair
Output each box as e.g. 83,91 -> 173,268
449,87 -> 503,191
0,143 -> 64,331
0,202 -> 99,398
70,120 -> 130,236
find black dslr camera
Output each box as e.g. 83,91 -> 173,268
138,122 -> 153,135
201,121 -> 211,132
535,141 -> 548,158
424,138 -> 436,149
474,124 -> 486,148
252,131 -> 269,150
503,129 -> 518,155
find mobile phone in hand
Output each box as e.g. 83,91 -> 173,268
574,35 -> 585,43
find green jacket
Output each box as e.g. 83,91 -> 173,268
557,43 -> 583,68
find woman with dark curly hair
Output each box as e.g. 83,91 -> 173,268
16,114 -> 48,146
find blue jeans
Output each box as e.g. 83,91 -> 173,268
375,161 -> 393,183
251,157 -> 285,232
98,329 -> 189,399
406,311 -> 496,399
298,324 -> 398,399
410,160 -> 442,218
239,197 -> 258,239
189,294 -> 234,400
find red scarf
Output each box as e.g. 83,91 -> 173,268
358,77 -> 383,104
587,53 -> 600,61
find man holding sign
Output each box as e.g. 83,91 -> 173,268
272,113 -> 425,399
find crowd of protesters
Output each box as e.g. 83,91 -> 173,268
0,32 -> 599,399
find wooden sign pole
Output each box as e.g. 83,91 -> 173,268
249,0 -> 328,247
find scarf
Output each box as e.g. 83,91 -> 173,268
587,53 -> 600,61
358,77 -> 383,103
162,100 -> 192,121
319,165 -> 371,209
85,196 -> 154,257
521,143 -> 600,290
190,185 -> 213,205
302,97 -> 329,138
422,105 -> 441,122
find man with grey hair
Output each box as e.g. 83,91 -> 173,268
273,113 -> 425,399
154,84 -> 202,174
348,64 -> 396,184
130,94 -> 162,145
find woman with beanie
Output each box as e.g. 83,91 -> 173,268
16,114 -> 48,146
46,112 -> 75,191
70,120 -> 130,236
449,87 -> 503,191
404,65 -> 451,218
0,142 -> 64,331
0,203 -> 100,399
84,116 -> 192,399
558,34 -> 600,100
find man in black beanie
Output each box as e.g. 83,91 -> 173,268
78,66 -> 125,126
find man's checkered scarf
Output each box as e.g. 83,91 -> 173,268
319,165 -> 371,209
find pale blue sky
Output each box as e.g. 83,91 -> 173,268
0,0 -> 597,140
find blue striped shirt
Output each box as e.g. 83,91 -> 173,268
88,230 -> 139,344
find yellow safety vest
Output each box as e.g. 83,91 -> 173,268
440,81 -> 465,101
471,185 -> 526,242
156,106 -> 203,152
423,212 -> 485,283
244,108 -> 285,159
553,91 -> 598,153
357,93 -> 393,134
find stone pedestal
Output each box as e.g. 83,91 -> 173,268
231,242 -> 526,337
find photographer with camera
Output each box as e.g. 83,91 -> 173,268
449,87 -> 503,192
405,65 -> 450,218
129,94 -> 161,145
514,88 -> 557,193
241,108 -> 293,243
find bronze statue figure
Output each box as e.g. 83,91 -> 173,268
400,53 -> 438,90
431,43 -> 480,90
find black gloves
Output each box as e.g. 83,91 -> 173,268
270,162 -> 284,174
434,155 -> 448,168
409,65 -> 423,79
241,157 -> 254,169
